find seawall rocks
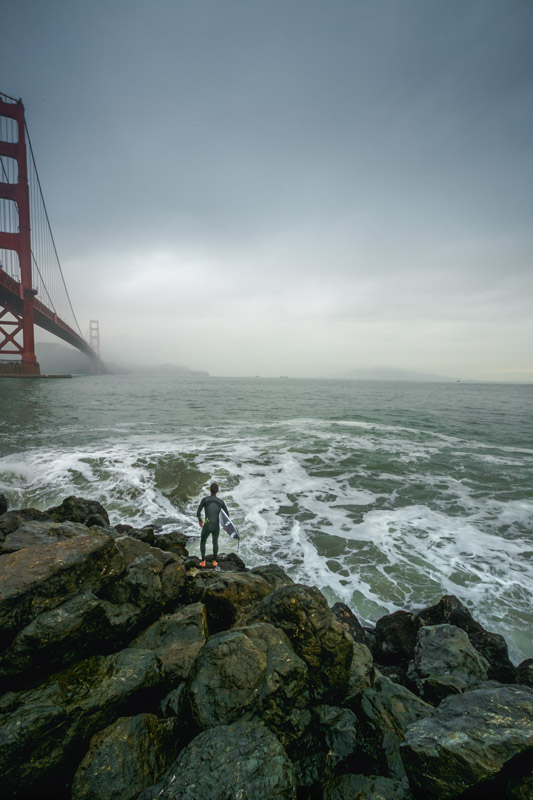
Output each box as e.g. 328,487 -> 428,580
0,495 -> 532,800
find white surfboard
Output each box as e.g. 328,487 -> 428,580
219,508 -> 240,540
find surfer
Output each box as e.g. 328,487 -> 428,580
196,482 -> 230,567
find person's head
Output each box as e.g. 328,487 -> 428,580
210,482 -> 219,495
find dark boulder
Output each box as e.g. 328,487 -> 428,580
372,610 -> 422,670
217,550 -> 247,571
332,601 -> 372,647
518,659 -> 533,688
139,719 -> 297,800
153,530 -> 188,557
0,491 -> 8,515
133,602 -> 207,687
417,594 -> 517,683
0,519 -> 99,555
0,507 -> 51,539
315,704 -> 363,777
344,642 -> 376,703
0,590 -> 141,686
0,647 -> 164,799
248,584 -> 354,703
184,623 -> 310,746
201,571 -> 275,634
249,563 -> 294,589
347,675 -> 434,782
0,532 -> 125,648
401,684 -> 533,800
407,624 -> 490,704
46,495 -> 110,527
323,774 -> 414,800
71,713 -> 181,800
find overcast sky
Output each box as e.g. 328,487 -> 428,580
1,0 -> 532,379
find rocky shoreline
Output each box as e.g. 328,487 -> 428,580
0,492 -> 532,800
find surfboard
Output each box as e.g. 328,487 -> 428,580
219,508 -> 240,540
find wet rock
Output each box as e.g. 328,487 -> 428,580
201,571 -> 275,634
217,550 -> 247,571
344,642 -> 376,702
0,647 -> 164,799
323,773 -> 413,800
332,601 -> 372,647
46,495 -> 110,527
248,584 -> 354,703
417,594 -> 517,683
249,563 -> 294,589
518,658 -> 533,688
0,591 -> 141,685
315,704 -> 363,776
0,507 -> 51,538
401,684 -> 533,800
347,675 -> 434,782
373,610 -> 422,670
153,530 -> 188,557
160,683 -> 186,718
185,623 -> 310,746
133,602 -> 207,686
0,491 -> 9,515
0,532 -> 125,648
71,713 -> 180,800
0,519 -> 98,554
139,719 -> 297,800
407,624 -> 490,704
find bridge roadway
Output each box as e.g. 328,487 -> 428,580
0,267 -> 97,360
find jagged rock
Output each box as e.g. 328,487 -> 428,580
46,495 -> 110,527
0,647 -> 164,799
323,773 -> 413,800
242,622 -> 311,746
373,610 -> 422,669
71,713 -> 181,800
407,624 -> 490,704
101,549 -> 186,622
133,603 -> 207,686
347,675 -> 434,782
0,591 -> 141,685
0,507 -> 51,539
315,704 -> 363,776
417,594 -> 517,683
183,563 -> 229,603
153,530 -> 188,557
0,519 -> 99,554
217,551 -> 247,571
518,659 -> 533,687
139,719 -> 297,800
201,571 -> 275,634
160,683 -> 185,718
184,623 -> 310,746
344,642 -> 376,702
401,684 -> 533,800
0,532 -> 125,648
248,584 -> 354,703
0,491 -> 9,515
332,601 -> 372,647
249,563 -> 294,589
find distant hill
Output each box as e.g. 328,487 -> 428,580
332,367 -> 457,382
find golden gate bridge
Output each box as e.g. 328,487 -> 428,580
0,91 -> 102,376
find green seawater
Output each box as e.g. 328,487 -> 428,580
1,375 -> 532,662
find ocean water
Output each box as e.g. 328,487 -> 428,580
1,374 -> 532,663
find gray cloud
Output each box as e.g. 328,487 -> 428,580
1,0 -> 532,379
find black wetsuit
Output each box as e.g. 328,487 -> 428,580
196,494 -> 229,561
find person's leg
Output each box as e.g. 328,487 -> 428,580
200,527 -> 210,562
212,529 -> 220,561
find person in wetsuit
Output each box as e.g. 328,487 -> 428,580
196,482 -> 229,567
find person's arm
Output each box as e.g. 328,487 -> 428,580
196,497 -> 206,526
